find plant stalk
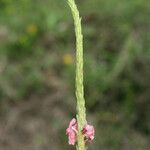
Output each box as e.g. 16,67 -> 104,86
67,0 -> 87,149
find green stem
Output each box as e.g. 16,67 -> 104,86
67,0 -> 86,149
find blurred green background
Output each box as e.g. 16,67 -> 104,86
0,0 -> 150,149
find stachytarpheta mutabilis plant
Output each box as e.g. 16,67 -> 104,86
66,0 -> 95,150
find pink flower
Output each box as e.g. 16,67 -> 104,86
66,118 -> 78,145
82,124 -> 95,143
66,118 -> 95,145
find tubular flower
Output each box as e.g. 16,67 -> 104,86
66,118 -> 78,145
82,124 -> 95,143
66,118 -> 95,145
